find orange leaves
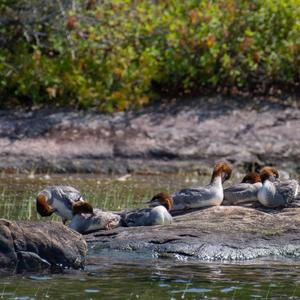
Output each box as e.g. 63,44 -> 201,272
46,87 -> 58,98
207,35 -> 216,48
66,16 -> 77,30
137,95 -> 149,105
188,9 -> 199,25
113,68 -> 124,77
252,52 -> 260,63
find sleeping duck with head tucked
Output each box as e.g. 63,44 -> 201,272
171,161 -> 232,211
69,202 -> 121,234
223,172 -> 262,205
121,192 -> 173,227
257,166 -> 299,208
69,193 -> 173,232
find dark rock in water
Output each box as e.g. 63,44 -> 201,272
0,98 -> 299,174
85,206 -> 300,261
0,219 -> 87,273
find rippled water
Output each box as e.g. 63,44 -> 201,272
0,173 -> 300,299
1,257 -> 300,299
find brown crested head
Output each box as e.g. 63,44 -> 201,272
72,201 -> 94,215
147,192 -> 173,211
241,172 -> 261,184
259,166 -> 279,183
36,194 -> 55,217
211,161 -> 232,183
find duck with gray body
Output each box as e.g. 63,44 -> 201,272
257,167 -> 299,208
171,162 -> 232,211
223,172 -> 262,205
36,186 -> 84,223
121,192 -> 173,227
122,206 -> 172,227
70,209 -> 121,234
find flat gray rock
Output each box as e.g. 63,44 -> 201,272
0,98 -> 299,173
85,206 -> 300,261
0,219 -> 87,273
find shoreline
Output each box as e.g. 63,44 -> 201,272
0,96 -> 299,174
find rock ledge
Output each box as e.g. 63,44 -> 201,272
0,219 -> 87,273
85,206 -> 300,261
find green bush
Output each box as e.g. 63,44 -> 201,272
0,0 -> 300,111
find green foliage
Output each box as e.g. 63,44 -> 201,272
0,0 -> 300,111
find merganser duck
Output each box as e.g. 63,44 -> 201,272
223,172 -> 262,205
171,162 -> 232,211
69,202 -> 121,234
257,167 -> 298,208
121,192 -> 173,227
36,186 -> 84,224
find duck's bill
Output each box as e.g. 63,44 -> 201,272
221,172 -> 230,182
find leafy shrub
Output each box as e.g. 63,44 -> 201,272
0,0 -> 300,111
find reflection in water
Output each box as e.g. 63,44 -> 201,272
0,173 -> 300,299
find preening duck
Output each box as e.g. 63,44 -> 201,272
69,202 -> 121,234
257,167 -> 298,208
121,192 -> 173,227
36,185 -> 84,224
171,161 -> 232,211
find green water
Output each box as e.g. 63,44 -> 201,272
0,173 -> 300,299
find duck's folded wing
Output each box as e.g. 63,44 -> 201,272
224,184 -> 258,204
70,211 -> 121,234
88,211 -> 121,232
176,186 -> 207,196
172,187 -> 217,209
60,186 -> 84,202
275,180 -> 298,205
121,208 -> 151,227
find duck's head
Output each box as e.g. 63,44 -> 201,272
211,161 -> 232,183
259,167 -> 279,183
146,192 -> 173,211
36,193 -> 55,217
241,172 -> 261,184
72,201 -> 94,216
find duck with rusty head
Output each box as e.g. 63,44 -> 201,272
36,185 -> 84,224
223,172 -> 262,205
171,161 -> 232,211
121,192 -> 173,227
257,167 -> 299,208
69,201 -> 122,234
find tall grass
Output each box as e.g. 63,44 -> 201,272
0,173 -> 207,221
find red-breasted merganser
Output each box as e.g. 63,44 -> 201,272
257,167 -> 298,208
121,192 -> 173,227
223,172 -> 262,205
36,186 -> 84,224
69,202 -> 121,234
171,162 -> 232,211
